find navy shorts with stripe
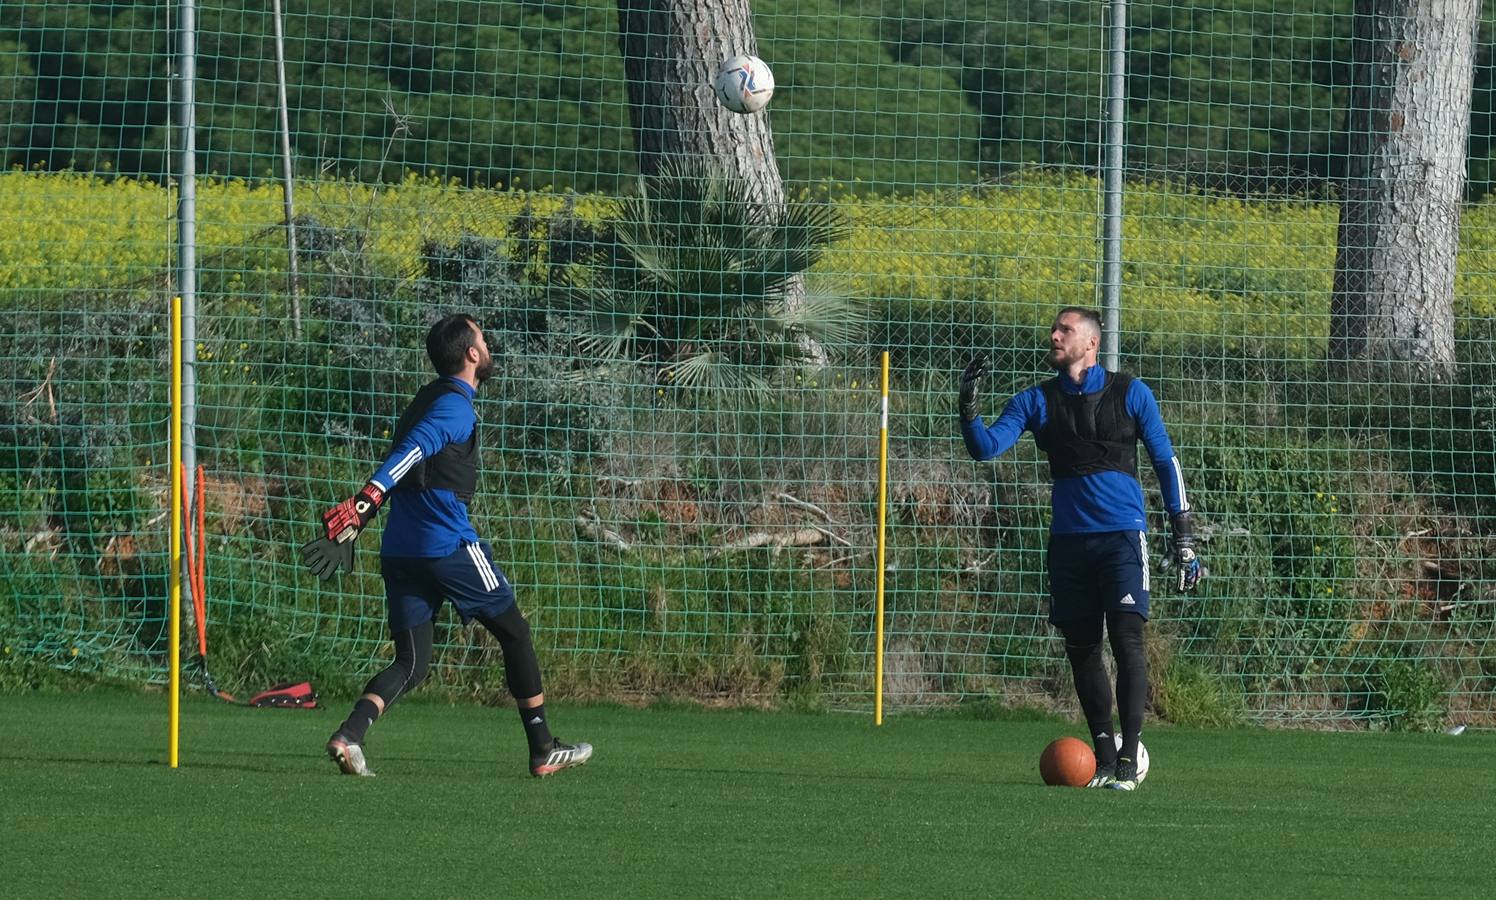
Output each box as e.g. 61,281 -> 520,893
380,540 -> 516,632
1046,530 -> 1150,626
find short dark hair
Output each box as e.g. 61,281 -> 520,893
426,313 -> 479,375
1055,306 -> 1103,337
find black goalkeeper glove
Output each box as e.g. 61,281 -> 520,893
959,355 -> 989,422
300,535 -> 353,582
1170,510 -> 1203,593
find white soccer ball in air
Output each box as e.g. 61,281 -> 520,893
713,54 -> 775,114
1115,734 -> 1151,782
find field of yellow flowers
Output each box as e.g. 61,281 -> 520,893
3,170 -> 1494,357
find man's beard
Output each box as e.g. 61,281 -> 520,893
1045,348 -> 1065,370
475,356 -> 496,384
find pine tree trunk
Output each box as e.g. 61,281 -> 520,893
616,0 -> 821,361
615,0 -> 783,209
1330,0 -> 1481,380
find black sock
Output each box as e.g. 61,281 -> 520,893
338,698 -> 380,744
1091,726 -> 1118,766
519,704 -> 553,755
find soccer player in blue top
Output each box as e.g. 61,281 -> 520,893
302,314 -> 592,778
959,307 -> 1202,790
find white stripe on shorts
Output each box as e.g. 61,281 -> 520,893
466,542 -> 498,592
1139,531 -> 1151,592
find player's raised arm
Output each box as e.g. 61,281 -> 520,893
959,355 -> 1040,461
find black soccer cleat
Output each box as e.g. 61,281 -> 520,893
1107,757 -> 1139,791
529,739 -> 592,777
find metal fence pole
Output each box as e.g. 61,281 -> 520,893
271,0 -> 303,338
177,0 -> 198,576
1101,0 -> 1127,371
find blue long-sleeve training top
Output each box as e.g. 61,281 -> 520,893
366,376 -> 481,557
961,364 -> 1189,534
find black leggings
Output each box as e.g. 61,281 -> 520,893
474,603 -> 543,701
1059,611 -> 1147,754
362,620 -> 434,707
362,604 -> 543,708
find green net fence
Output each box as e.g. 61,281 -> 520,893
2,0 -> 1494,728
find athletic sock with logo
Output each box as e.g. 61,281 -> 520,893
519,704 -> 554,755
338,698 -> 381,744
1091,727 -> 1118,767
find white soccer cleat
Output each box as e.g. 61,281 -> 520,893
1086,761 -> 1117,788
529,739 -> 592,777
327,736 -> 375,777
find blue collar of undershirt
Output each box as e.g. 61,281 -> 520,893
440,375 -> 476,399
1056,364 -> 1108,394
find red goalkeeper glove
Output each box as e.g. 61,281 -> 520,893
321,483 -> 386,544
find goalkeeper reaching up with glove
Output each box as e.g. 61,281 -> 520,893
302,313 -> 591,779
959,307 -> 1201,791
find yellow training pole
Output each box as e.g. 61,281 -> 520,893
874,351 -> 890,725
169,295 -> 183,768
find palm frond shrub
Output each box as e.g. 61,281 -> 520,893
561,157 -> 865,396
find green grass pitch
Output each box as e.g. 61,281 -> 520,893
2,693 -> 1493,898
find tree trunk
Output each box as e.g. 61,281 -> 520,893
616,0 -> 821,361
1330,0 -> 1481,380
615,0 -> 783,209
